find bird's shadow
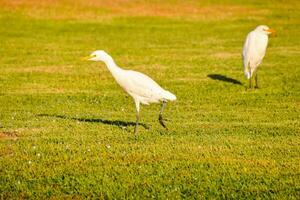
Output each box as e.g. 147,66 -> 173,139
207,74 -> 243,85
37,114 -> 149,129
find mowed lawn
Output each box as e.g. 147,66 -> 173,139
0,0 -> 299,199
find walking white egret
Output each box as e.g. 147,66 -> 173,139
242,25 -> 275,88
84,50 -> 176,134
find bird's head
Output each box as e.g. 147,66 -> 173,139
84,50 -> 111,62
255,25 -> 275,35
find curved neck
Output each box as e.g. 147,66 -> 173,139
103,56 -> 123,77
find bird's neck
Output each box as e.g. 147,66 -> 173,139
103,57 -> 123,78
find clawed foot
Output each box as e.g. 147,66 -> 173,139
246,85 -> 260,90
143,124 -> 150,130
158,115 -> 168,130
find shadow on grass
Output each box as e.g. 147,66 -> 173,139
207,74 -> 243,85
37,114 -> 149,129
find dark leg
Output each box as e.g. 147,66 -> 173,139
158,101 -> 168,129
248,71 -> 252,89
255,73 -> 259,88
134,101 -> 140,135
134,112 -> 140,135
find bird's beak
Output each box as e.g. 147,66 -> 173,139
81,54 -> 95,61
267,28 -> 276,34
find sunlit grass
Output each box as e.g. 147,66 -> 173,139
0,0 -> 299,199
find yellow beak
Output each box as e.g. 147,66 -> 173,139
81,54 -> 95,61
267,28 -> 276,34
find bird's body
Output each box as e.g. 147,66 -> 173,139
86,50 -> 176,134
243,30 -> 268,78
242,25 -> 275,88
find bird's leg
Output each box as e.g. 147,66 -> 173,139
158,101 -> 168,130
134,112 -> 140,135
255,73 -> 259,88
249,71 -> 252,89
134,101 -> 140,136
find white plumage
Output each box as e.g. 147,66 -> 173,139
242,25 -> 275,88
122,70 -> 176,105
85,50 -> 176,134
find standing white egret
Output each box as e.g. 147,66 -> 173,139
85,50 -> 176,134
242,25 -> 275,88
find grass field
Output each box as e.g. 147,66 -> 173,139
0,0 -> 299,199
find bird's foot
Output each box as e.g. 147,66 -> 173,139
158,115 -> 168,130
254,85 -> 259,89
160,117 -> 170,122
246,85 -> 254,90
143,124 -> 150,130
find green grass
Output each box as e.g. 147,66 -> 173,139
0,0 -> 299,199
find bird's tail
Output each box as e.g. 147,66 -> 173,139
163,90 -> 176,101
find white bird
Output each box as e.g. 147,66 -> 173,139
242,25 -> 275,88
85,50 -> 176,134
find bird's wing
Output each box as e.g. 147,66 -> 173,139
123,70 -> 168,102
242,32 -> 253,78
252,34 -> 268,67
242,32 -> 252,68
243,31 -> 268,69
243,31 -> 268,78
